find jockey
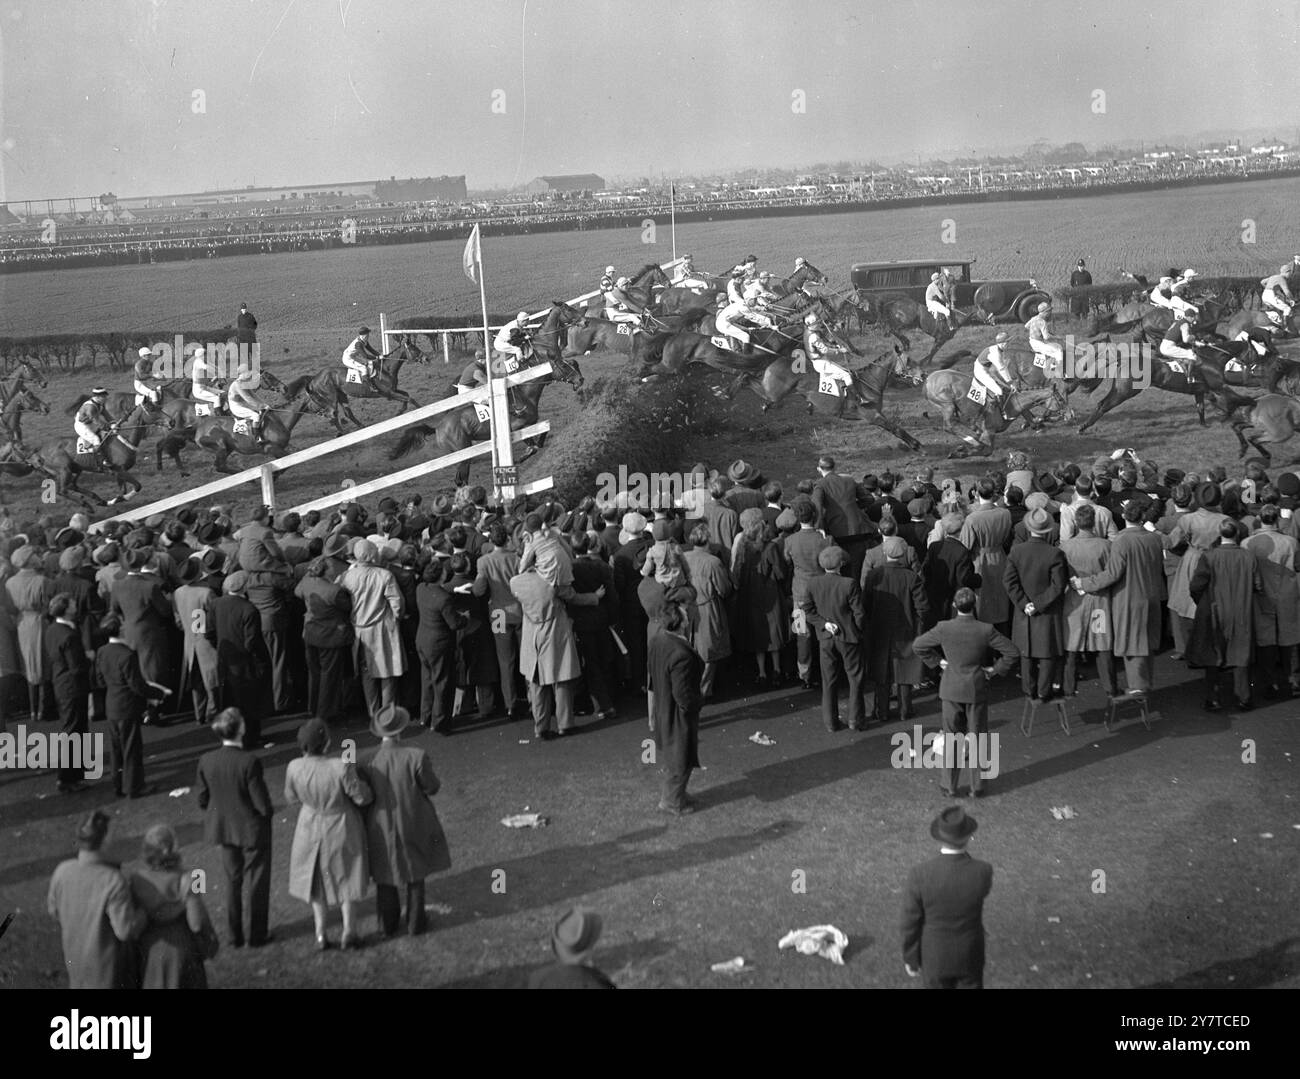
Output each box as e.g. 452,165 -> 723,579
1169,268 -> 1200,321
1159,308 -> 1202,380
1148,276 -> 1177,312
725,267 -> 747,306
743,271 -> 779,309
716,296 -> 772,351
740,254 -> 759,283
793,255 -> 825,285
1025,301 -> 1065,375
493,311 -> 533,366
1260,264 -> 1295,324
227,368 -> 269,439
73,387 -> 112,453
924,271 -> 953,332
133,348 -> 161,406
972,331 -> 1018,403
802,312 -> 855,397
190,348 -> 224,413
603,277 -> 644,324
455,351 -> 488,392
342,326 -> 381,386
672,254 -> 709,289
599,265 -> 616,294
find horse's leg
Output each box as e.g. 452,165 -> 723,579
1078,378 -> 1124,433
871,409 -> 923,452
1196,391 -> 1207,426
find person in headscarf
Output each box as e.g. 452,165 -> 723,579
128,823 -> 218,988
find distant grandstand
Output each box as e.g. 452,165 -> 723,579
524,174 -> 606,194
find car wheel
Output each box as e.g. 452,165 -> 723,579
1017,293 -> 1050,322
973,282 -> 1007,320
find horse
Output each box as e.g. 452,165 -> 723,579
516,301 -> 589,394
0,386 -> 50,447
0,360 -> 49,407
739,345 -> 924,451
631,319 -> 810,384
387,355 -> 557,488
29,401 -> 173,508
861,293 -> 990,365
282,339 -> 426,429
1219,305 -> 1300,342
585,263 -> 672,318
68,370 -> 291,427
1076,336 -> 1258,435
1231,394 -> 1300,463
922,370 -> 1065,458
161,395 -> 320,474
1105,295 -> 1228,346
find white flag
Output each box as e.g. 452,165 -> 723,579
463,224 -> 481,284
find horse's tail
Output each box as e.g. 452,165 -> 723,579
65,394 -> 90,416
389,425 -> 433,461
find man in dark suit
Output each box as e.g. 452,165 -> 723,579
922,514 -> 979,624
196,707 -> 274,947
110,547 -> 173,691
913,588 -> 1018,796
1069,258 -> 1092,317
236,302 -> 258,345
204,572 -> 272,747
1003,508 -> 1068,700
472,522 -> 525,718
647,603 -> 703,814
800,546 -> 866,731
570,533 -> 619,721
901,806 -> 994,988
812,455 -> 874,579
93,613 -> 168,798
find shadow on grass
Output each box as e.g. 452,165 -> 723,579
1136,937 -> 1300,989
439,936 -> 677,988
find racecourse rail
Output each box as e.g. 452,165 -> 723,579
87,256 -> 685,531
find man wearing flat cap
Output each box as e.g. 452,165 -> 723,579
527,907 -> 615,989
901,807 -> 994,988
1003,507 -> 1068,701
800,544 -> 866,731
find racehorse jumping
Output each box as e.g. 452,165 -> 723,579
29,401 -> 172,508
858,293 -> 988,365
923,370 -> 1065,458
158,395 -> 321,474
282,339 -> 426,428
740,345 -> 924,451
388,356 -> 558,487
516,301 -> 588,394
1231,394 -> 1300,463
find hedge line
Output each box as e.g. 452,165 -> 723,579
1053,275 -> 1272,313
0,327 -> 241,370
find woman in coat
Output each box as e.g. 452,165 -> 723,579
415,559 -> 465,731
338,539 -> 405,720
862,537 -> 929,722
730,510 -> 790,685
128,824 -> 217,989
285,718 -> 373,950
359,705 -> 450,937
1243,506 -> 1300,695
5,545 -> 54,720
681,525 -> 732,699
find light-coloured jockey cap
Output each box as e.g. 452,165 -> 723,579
804,312 -> 819,325
1037,301 -> 1051,313
616,276 -> 629,287
759,271 -> 772,280
795,257 -> 806,266
604,265 -> 614,274
1181,268 -> 1198,279
994,331 -> 1008,343
137,346 -> 152,358
1283,265 -> 1292,276
517,311 -> 528,322
930,272 -> 941,282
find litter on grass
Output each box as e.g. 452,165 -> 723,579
168,787 -> 190,798
1050,806 -> 1078,820
710,957 -> 750,974
749,731 -> 776,746
501,813 -> 548,828
779,925 -> 848,965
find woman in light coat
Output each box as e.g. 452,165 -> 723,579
338,539 -> 405,719
285,718 -> 373,950
681,524 -> 731,699
129,823 -> 217,989
5,545 -> 54,720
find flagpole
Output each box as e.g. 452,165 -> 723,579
469,225 -> 515,505
669,179 -> 676,262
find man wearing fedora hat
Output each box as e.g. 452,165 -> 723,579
901,806 -> 993,988
173,549 -> 224,726
723,460 -> 766,514
1003,507 -> 1068,701
359,705 -> 450,938
527,907 -> 615,989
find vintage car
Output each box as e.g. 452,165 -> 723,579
849,257 -> 1052,324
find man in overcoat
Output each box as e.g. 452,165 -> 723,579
647,603 -> 704,814
1188,520 -> 1261,710
1003,507 -> 1068,700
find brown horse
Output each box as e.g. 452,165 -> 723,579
157,395 -> 320,474
0,386 -> 50,447
282,339 -> 426,427
0,360 -> 49,407
30,401 -> 173,507
740,346 -> 923,450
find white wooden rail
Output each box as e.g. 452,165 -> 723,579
87,364 -> 554,533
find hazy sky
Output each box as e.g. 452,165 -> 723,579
1,0 -> 1297,201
